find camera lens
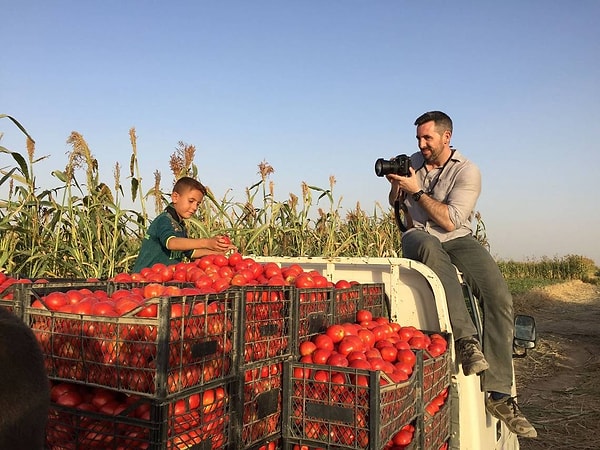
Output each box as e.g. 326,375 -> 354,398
374,158 -> 388,177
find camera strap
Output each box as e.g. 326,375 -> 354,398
393,200 -> 408,233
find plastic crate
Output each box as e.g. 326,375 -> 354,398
234,357 -> 287,449
283,361 -> 419,450
238,286 -> 294,364
0,278 -> 22,316
46,377 -> 234,450
422,400 -> 451,450
359,283 -> 386,319
293,287 -> 334,344
422,334 -> 451,406
27,290 -> 238,399
330,284 -> 362,325
246,437 -> 281,450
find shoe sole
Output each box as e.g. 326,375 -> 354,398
462,359 -> 489,376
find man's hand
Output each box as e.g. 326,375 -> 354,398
387,167 -> 421,196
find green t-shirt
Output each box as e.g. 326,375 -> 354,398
132,205 -> 194,272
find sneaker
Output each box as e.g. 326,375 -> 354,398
486,395 -> 538,438
456,337 -> 489,376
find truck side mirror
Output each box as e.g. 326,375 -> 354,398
513,314 -> 536,357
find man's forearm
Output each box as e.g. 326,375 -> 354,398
417,195 -> 455,231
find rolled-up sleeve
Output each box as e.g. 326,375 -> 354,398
446,163 -> 481,229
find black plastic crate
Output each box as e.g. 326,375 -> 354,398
234,357 -> 288,449
46,377 -> 234,450
237,286 -> 294,364
422,333 -> 451,406
293,287 -> 334,345
330,284 -> 362,325
16,281 -> 114,323
27,290 -> 238,399
283,361 -> 419,450
246,436 -> 281,450
0,276 -> 23,316
359,283 -> 386,319
422,398 -> 451,450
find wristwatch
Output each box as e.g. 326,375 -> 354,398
412,190 -> 425,202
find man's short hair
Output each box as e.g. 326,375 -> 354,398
414,111 -> 453,134
173,176 -> 207,196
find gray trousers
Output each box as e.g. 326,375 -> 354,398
402,230 -> 514,394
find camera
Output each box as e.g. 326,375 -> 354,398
374,154 -> 412,177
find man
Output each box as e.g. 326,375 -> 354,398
386,111 -> 536,438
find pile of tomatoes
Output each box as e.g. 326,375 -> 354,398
290,309 -> 449,449
111,253 -> 354,294
47,380 -> 229,449
29,285 -> 235,396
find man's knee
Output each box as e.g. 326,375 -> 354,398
402,230 -> 443,260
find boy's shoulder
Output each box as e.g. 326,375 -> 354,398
150,209 -> 185,233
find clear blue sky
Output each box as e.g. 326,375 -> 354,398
2,1 -> 599,264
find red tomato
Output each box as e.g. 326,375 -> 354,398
312,334 -> 334,352
143,283 -> 165,299
368,357 -> 387,371
71,297 -> 96,315
43,291 -> 68,310
263,262 -> 282,279
349,359 -> 371,370
294,273 -> 315,288
91,300 -> 117,316
312,348 -> 331,365
213,254 -> 229,267
325,324 -> 346,344
356,309 -> 373,322
398,326 -> 417,341
299,341 -> 317,356
211,277 -> 230,292
312,275 -> 329,288
392,427 -> 414,446
115,297 -> 140,315
230,274 -> 247,286
227,252 -> 243,267
65,289 -> 85,304
112,272 -> 133,282
396,348 -> 417,367
357,329 -> 376,348
327,353 -> 349,367
136,302 -> 158,318
408,335 -> 427,349
380,345 -> 398,362
55,390 -> 83,408
334,279 -> 352,289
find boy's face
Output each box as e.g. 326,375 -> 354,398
171,188 -> 205,219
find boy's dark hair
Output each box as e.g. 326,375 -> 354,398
173,176 -> 207,196
0,307 -> 50,450
414,111 -> 453,134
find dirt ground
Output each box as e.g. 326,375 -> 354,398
513,280 -> 600,450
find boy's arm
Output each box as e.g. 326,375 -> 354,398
166,235 -> 234,256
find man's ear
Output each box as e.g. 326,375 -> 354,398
444,130 -> 452,144
171,191 -> 180,203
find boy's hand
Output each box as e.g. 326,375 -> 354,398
211,235 -> 237,253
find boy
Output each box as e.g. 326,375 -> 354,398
133,177 -> 235,272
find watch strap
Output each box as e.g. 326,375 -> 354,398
412,190 -> 425,202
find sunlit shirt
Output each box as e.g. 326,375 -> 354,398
404,149 -> 481,243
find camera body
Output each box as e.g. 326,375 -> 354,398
375,154 -> 412,177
